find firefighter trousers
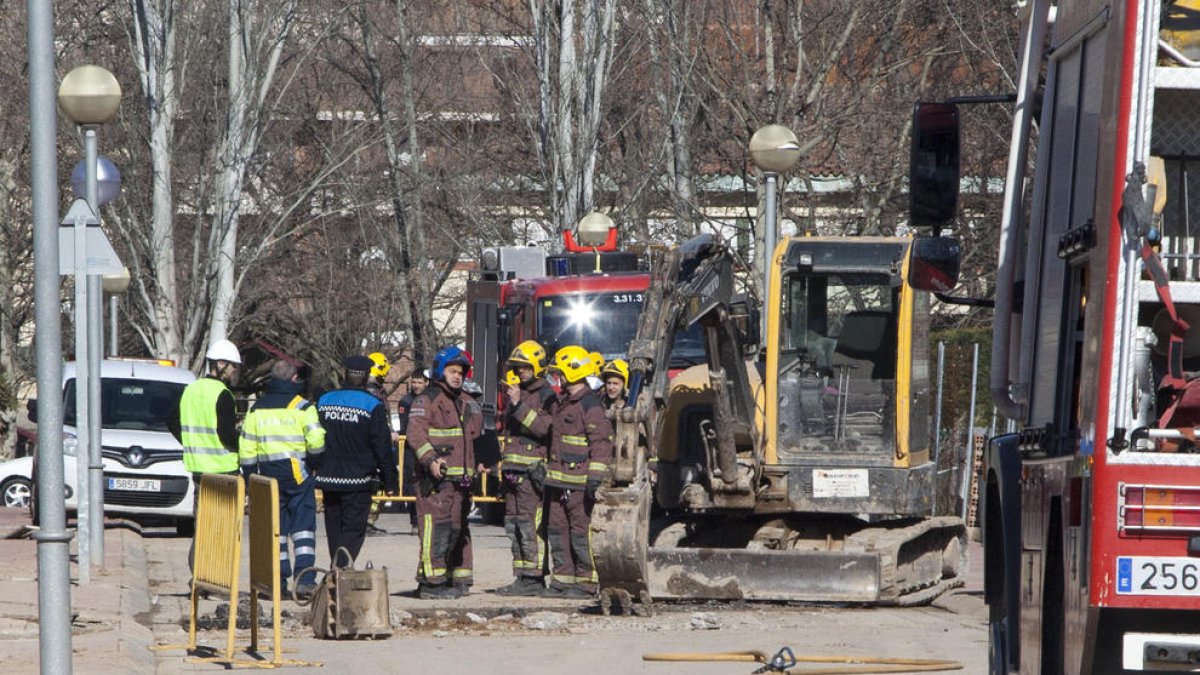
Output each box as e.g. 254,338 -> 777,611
415,480 -> 474,587
322,489 -> 373,565
503,474 -> 545,579
279,479 -> 317,587
546,486 -> 596,593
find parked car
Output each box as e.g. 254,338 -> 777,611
4,359 -> 197,535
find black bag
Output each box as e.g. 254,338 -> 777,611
298,548 -> 392,639
527,461 -> 546,494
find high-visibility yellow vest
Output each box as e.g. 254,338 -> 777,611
239,397 -> 325,484
179,378 -> 239,474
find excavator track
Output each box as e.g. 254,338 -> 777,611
593,485 -> 967,606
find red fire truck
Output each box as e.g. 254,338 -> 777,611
466,233 -> 705,425
916,0 -> 1200,672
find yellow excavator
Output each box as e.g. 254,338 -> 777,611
591,232 -> 969,613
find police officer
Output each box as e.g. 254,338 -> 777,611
495,341 -> 555,597
543,345 -> 613,598
600,359 -> 629,411
172,338 -> 242,571
239,360 -> 326,598
316,355 -> 399,564
408,346 -> 482,599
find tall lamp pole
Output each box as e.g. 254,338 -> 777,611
102,267 -> 131,357
749,125 -> 801,342
58,65 -> 122,577
27,1 -> 74,669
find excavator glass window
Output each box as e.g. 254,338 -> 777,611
777,271 -> 898,460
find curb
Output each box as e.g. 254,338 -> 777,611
114,529 -> 157,675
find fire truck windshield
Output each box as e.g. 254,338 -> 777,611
537,291 -> 706,366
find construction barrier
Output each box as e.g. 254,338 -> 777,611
247,475 -> 320,668
157,474 -> 318,669
151,474 -> 245,665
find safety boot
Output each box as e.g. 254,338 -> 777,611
496,577 -> 544,597
417,582 -> 462,600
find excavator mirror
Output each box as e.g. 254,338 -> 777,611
909,102 -> 960,235
908,236 -> 961,293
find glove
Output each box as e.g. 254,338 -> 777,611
585,478 -> 601,503
528,462 -> 546,494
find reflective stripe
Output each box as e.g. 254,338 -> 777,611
294,546 -> 316,557
422,514 -> 435,579
186,446 -> 235,456
428,428 -> 464,437
520,409 -> 538,428
415,443 -> 435,459
180,425 -> 218,435
243,433 -> 308,444
451,568 -> 473,578
514,561 -> 537,569
552,574 -> 580,584
588,461 -> 608,473
444,466 -> 474,477
547,470 -> 586,485
562,435 -> 588,446
536,505 -> 545,570
501,454 -> 540,465
295,530 -> 315,540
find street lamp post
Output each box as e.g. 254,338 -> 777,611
102,267 -> 131,357
27,2 -> 75,669
58,65 -> 122,577
749,125 -> 801,341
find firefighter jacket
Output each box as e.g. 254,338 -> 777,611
314,386 -> 399,494
545,385 -> 613,490
178,376 -> 240,474
502,378 -> 555,471
239,378 -> 326,489
407,381 -> 483,480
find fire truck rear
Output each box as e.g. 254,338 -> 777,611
920,0 -> 1200,672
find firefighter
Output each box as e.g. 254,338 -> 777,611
239,360 -> 326,598
364,351 -> 399,529
543,345 -> 613,598
600,358 -> 629,411
172,338 -> 242,572
315,355 -> 399,564
408,346 -> 482,599
495,341 -> 555,597
397,369 -> 429,533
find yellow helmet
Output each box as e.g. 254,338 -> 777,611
590,351 -> 605,371
367,352 -> 390,378
601,358 -> 629,387
504,369 -> 521,386
551,345 -> 600,384
507,340 -> 547,376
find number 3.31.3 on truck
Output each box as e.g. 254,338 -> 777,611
918,0 -> 1200,672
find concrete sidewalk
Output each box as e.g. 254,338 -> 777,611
0,507 -> 156,675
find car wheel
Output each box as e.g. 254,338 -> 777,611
1,477 -> 33,509
175,518 -> 195,538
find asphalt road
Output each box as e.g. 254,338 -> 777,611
147,511 -> 988,674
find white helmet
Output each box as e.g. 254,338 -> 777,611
205,339 -> 242,365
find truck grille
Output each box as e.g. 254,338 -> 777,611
103,472 -> 189,508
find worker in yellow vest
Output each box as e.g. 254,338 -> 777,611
170,338 -> 242,571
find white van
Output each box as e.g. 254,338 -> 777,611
15,359 -> 198,534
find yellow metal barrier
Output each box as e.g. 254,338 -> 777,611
371,435 -> 505,505
150,474 -> 246,664
247,475 -> 319,668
